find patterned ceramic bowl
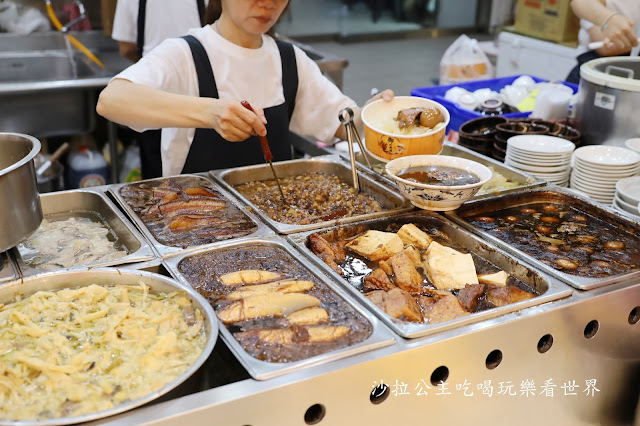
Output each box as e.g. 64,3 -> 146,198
385,155 -> 492,211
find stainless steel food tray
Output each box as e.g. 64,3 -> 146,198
337,141 -> 546,199
164,236 -> 397,380
446,187 -> 640,290
0,268 -> 217,426
12,188 -> 155,277
109,174 -> 274,258
288,211 -> 573,339
210,156 -> 414,235
0,250 -> 18,283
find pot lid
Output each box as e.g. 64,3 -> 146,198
580,56 -> 640,92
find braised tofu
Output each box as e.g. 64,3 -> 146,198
457,283 -> 487,312
423,242 -> 478,290
418,293 -> 470,323
363,268 -> 396,291
309,234 -> 343,274
389,250 -> 423,294
346,230 -> 404,262
403,245 -> 423,269
486,285 -> 535,307
478,271 -> 510,287
397,223 -> 433,249
366,288 -> 423,322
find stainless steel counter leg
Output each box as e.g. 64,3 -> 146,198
107,120 -> 118,184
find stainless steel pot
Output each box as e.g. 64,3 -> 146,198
573,56 -> 640,147
0,133 -> 42,252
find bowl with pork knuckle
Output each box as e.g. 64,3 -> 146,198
361,96 -> 450,162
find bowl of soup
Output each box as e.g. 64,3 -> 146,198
385,155 -> 492,211
361,96 -> 450,162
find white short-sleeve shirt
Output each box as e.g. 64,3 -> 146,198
111,0 -> 208,56
114,25 -> 356,176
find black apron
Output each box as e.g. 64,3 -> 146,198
136,0 -> 205,179
180,35 -> 298,174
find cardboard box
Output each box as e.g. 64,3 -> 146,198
514,0 -> 579,42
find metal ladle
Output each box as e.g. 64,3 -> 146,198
339,107 -> 373,192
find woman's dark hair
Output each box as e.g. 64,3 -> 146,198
205,0 -> 290,37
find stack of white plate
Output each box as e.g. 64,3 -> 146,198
505,135 -> 575,186
613,176 -> 640,219
570,146 -> 640,205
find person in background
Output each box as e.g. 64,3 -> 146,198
566,0 -> 640,83
111,0 -> 208,178
97,0 -> 393,177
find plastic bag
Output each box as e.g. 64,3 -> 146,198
439,34 -> 493,85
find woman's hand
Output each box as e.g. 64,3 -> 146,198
207,99 -> 268,141
602,14 -> 637,52
364,89 -> 394,106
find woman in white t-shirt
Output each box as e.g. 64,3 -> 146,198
566,0 -> 640,83
98,0 -> 393,177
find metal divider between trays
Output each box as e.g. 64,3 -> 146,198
162,234 -> 398,381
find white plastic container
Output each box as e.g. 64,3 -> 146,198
66,146 -> 110,188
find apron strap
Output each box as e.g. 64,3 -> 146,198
182,35 -> 219,99
197,0 -> 205,26
136,0 -> 147,58
275,40 -> 298,120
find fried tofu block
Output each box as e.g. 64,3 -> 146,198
379,259 -> 393,275
389,250 -> 423,294
423,242 -> 478,290
397,223 -> 433,249
219,270 -> 282,286
403,245 -> 422,269
235,325 -> 350,345
217,293 -> 321,323
346,230 -> 404,262
486,285 -> 535,307
309,234 -> 342,274
364,268 -> 396,291
288,307 -> 329,325
478,271 -> 510,287
418,293 -> 470,324
366,288 -> 423,322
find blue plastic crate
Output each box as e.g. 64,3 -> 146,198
411,75 -> 579,133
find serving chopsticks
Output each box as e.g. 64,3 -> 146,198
241,101 -> 287,204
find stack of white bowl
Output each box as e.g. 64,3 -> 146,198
613,176 -> 640,219
570,146 -> 640,205
505,135 -> 575,187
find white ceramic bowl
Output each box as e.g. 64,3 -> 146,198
615,176 -> 640,205
625,138 -> 640,154
385,155 -> 492,211
614,194 -> 639,213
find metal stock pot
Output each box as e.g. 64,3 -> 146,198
574,56 -> 640,147
0,132 -> 42,252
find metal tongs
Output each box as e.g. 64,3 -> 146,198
241,100 -> 287,204
339,107 -> 373,193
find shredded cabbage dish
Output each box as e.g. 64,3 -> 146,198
0,282 -> 207,421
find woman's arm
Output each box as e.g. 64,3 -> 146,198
96,79 -> 267,141
571,0 -> 637,52
333,89 -> 394,140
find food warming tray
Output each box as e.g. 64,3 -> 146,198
12,188 -> 155,277
164,237 -> 396,380
109,174 -> 273,258
211,156 -> 413,234
0,251 -> 18,284
446,187 -> 640,290
338,141 -> 546,199
288,211 -> 572,339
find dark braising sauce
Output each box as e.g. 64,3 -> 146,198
466,202 -> 640,277
119,176 -> 257,248
398,165 -> 480,186
178,245 -> 372,363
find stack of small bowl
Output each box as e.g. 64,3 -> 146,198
570,146 -> 640,205
505,135 -> 575,186
458,116 -> 582,162
613,176 -> 640,219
